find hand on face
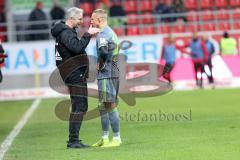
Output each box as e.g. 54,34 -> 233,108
88,24 -> 100,35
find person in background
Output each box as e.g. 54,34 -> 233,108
173,0 -> 187,22
28,1 -> 49,41
220,31 -> 237,55
180,32 -> 209,88
203,36 -> 215,85
109,1 -> 126,31
50,1 -> 65,21
161,35 -> 177,83
109,1 -> 126,17
0,40 -> 7,83
155,2 -> 166,15
155,0 -> 176,22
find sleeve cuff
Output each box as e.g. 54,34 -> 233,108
83,32 -> 92,38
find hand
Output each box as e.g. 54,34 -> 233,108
88,25 -> 100,35
96,62 -> 99,71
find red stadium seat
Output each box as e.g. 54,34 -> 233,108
233,22 -> 240,29
184,0 -> 198,10
231,34 -> 240,41
214,34 -> 239,42
158,25 -> 171,34
140,0 -> 153,12
200,0 -> 213,9
187,11 -> 198,21
0,0 -> 4,5
230,0 -> 240,7
142,13 -> 154,24
0,7 -> 4,13
127,26 -> 140,35
0,26 -> 7,42
113,27 -> 125,36
142,25 -> 156,35
127,13 -> 139,25
187,24 -> 198,32
171,24 -> 186,33
0,36 -> 6,42
212,35 -> 222,42
199,23 -> 215,31
216,9 -> 230,20
217,22 -> 231,31
125,0 -> 137,13
215,0 -> 228,8
233,8 -> 240,19
95,2 -> 106,9
79,2 -> 93,15
201,10 -> 214,21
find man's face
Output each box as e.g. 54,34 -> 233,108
202,36 -> 208,42
71,13 -> 83,28
36,2 -> 43,9
91,13 -> 100,28
192,32 -> 198,40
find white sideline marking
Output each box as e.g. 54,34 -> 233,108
0,99 -> 41,160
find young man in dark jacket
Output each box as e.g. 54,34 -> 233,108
51,7 -> 99,149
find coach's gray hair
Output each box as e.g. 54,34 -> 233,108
66,7 -> 83,19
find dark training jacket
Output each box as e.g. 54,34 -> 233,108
51,21 -> 91,80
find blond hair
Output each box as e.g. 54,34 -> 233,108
93,9 -> 108,21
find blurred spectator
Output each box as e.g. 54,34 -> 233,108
173,0 -> 187,22
28,1 -> 49,41
161,35 -> 177,83
220,32 -> 237,55
0,40 -> 6,83
155,0 -> 176,22
0,13 -> 5,23
109,1 -> 125,17
50,1 -> 65,21
203,36 -> 215,85
180,32 -> 209,88
109,1 -> 126,28
173,0 -> 185,13
155,2 -> 166,15
79,0 -> 97,7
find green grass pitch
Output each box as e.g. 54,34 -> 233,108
0,89 -> 240,160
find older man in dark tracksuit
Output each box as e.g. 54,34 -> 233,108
51,7 -> 99,149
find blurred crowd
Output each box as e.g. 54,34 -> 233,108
26,1 -> 65,41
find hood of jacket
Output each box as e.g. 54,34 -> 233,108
51,21 -> 69,38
